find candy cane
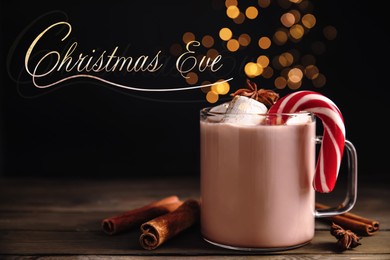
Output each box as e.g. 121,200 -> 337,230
268,91 -> 345,193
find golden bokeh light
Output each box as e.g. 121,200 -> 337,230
211,80 -> 230,95
305,64 -> 319,79
278,52 -> 294,67
238,33 -> 251,46
227,39 -> 240,52
280,12 -> 296,27
289,24 -> 305,40
312,73 -> 326,88
302,13 -> 316,29
289,9 -> 301,22
227,5 -> 240,19
257,55 -> 270,67
258,36 -> 271,49
219,27 -> 233,41
274,76 -> 287,89
288,67 -> 303,83
202,35 -> 215,48
203,0 -> 336,101
258,0 -> 271,8
278,55 -> 288,67
280,67 -> 290,78
245,62 -> 263,78
225,0 -> 238,8
273,29 -> 288,45
287,79 -> 302,89
323,25 -> 338,40
185,72 -> 198,85
233,12 -> 246,24
182,32 -> 195,44
206,90 -> 219,103
246,6 -> 259,19
262,66 -> 274,78
207,48 -> 220,59
298,0 -> 311,11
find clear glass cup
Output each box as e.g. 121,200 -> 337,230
200,107 -> 357,251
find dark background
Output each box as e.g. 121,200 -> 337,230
1,0 -> 389,182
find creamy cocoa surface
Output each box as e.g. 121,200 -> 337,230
200,118 -> 316,249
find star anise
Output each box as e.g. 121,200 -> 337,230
230,79 -> 279,108
330,222 -> 362,251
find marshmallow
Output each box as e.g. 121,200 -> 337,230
285,112 -> 312,125
223,96 -> 267,125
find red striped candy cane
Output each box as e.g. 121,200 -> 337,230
268,91 -> 345,193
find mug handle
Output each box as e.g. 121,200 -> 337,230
314,136 -> 358,218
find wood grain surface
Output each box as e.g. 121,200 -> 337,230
0,177 -> 389,259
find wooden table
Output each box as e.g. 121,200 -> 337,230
0,177 -> 389,259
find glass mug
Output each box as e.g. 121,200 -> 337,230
200,108 -> 357,251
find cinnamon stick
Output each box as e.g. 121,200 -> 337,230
139,198 -> 200,250
102,195 -> 183,235
316,202 -> 380,236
